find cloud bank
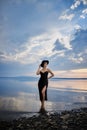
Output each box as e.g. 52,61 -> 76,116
0,0 -> 87,76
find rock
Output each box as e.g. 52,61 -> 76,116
8,128 -> 13,130
0,108 -> 87,130
61,113 -> 70,120
62,125 -> 68,129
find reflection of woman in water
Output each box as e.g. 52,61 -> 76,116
36,60 -> 54,110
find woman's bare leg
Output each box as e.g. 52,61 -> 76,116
41,86 -> 46,109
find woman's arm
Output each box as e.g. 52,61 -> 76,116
48,68 -> 54,79
36,65 -> 41,75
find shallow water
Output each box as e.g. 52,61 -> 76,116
0,77 -> 87,120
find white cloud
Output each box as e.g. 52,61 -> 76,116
80,15 -> 85,19
0,29 -> 72,64
68,53 -> 84,63
69,29 -> 87,64
80,8 -> 87,19
70,0 -> 87,10
82,0 -> 87,5
82,8 -> 87,13
70,0 -> 81,10
74,24 -> 81,30
50,29 -> 87,70
59,14 -> 74,21
60,36 -> 72,49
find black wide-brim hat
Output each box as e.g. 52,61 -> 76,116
41,60 -> 49,67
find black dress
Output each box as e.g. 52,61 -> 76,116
38,71 -> 48,101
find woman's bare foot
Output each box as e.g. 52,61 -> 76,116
39,106 -> 46,113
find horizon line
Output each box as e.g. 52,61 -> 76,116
0,76 -> 87,79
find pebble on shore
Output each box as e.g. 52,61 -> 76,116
0,108 -> 87,130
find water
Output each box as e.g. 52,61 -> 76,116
0,77 -> 87,120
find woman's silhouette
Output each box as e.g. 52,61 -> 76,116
36,60 -> 54,111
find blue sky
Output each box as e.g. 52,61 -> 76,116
0,0 -> 87,77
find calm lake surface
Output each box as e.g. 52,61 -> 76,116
0,77 -> 87,120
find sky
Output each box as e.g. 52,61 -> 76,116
0,0 -> 87,78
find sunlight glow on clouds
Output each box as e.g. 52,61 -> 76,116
54,69 -> 87,78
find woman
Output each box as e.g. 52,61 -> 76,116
36,60 -> 54,110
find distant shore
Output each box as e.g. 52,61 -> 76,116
0,107 -> 87,130
0,76 -> 87,80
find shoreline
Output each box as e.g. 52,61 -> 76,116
0,107 -> 87,130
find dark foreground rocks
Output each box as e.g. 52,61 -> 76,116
0,108 -> 87,130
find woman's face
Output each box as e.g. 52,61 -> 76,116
43,62 -> 48,67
